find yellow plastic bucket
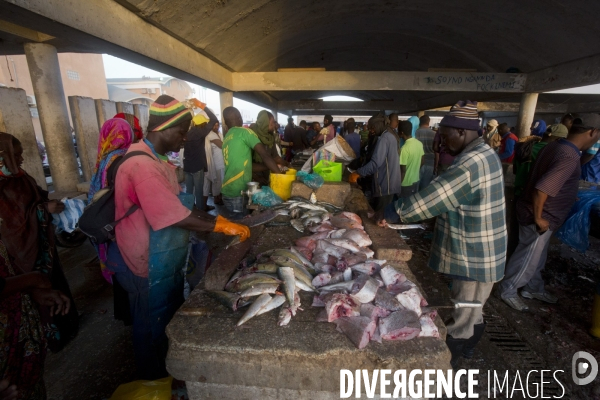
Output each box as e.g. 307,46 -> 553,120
270,168 -> 297,201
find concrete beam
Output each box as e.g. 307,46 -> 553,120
567,101 -> 600,113
233,71 -> 526,92
4,0 -> 234,91
527,54 -> 600,93
0,19 -> 53,42
278,100 -> 417,112
0,87 -> 46,188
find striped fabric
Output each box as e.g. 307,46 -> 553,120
393,138 -> 507,282
147,95 -> 192,132
52,198 -> 85,233
440,100 -> 481,130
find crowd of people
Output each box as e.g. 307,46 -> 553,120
1,92 -> 600,397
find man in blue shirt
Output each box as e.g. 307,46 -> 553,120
344,118 -> 361,158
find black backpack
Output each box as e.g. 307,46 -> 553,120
512,137 -> 541,173
77,151 -> 152,244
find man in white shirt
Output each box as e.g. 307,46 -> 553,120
203,121 -> 225,206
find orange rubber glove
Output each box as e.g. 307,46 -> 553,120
213,215 -> 251,242
349,172 -> 361,184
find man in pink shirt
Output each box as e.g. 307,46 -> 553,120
106,95 -> 249,380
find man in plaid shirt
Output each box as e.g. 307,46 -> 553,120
379,100 -> 507,368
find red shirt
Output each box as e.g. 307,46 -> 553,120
499,132 -> 518,163
114,141 -> 191,277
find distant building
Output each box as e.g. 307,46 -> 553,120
0,53 -> 109,142
106,76 -> 195,104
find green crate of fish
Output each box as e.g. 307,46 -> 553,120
312,160 -> 342,182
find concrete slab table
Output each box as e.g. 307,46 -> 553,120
166,205 -> 451,399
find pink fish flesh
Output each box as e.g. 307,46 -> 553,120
328,229 -> 347,239
341,253 -> 368,267
325,293 -> 360,322
350,275 -> 379,303
395,286 -> 425,316
418,312 -> 440,338
316,240 -> 350,258
379,309 -> 421,341
295,231 -> 329,251
350,262 -> 379,275
341,229 -> 372,247
329,216 -> 363,231
360,303 -> 391,322
338,212 -> 362,224
336,258 -> 349,271
312,251 -> 338,266
380,265 -> 407,288
292,246 -> 313,261
334,316 -> 376,349
312,272 -> 331,288
387,280 -> 416,296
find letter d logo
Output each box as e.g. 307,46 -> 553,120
572,351 -> 598,385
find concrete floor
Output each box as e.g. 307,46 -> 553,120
44,218 -> 600,399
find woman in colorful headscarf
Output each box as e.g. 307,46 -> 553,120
250,110 -> 289,184
0,132 -> 78,356
87,119 -> 134,327
530,119 -> 547,137
114,112 -> 144,142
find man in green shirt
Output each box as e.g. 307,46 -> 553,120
221,107 -> 281,216
399,120 -> 424,197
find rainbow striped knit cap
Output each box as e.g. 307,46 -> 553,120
147,95 -> 193,132
440,100 -> 480,131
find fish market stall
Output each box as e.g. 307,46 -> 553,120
166,187 -> 451,399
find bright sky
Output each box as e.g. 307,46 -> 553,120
102,55 -> 368,124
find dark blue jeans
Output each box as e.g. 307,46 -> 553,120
105,242 -> 169,380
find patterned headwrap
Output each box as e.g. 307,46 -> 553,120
147,95 -> 193,132
440,100 -> 480,131
88,118 -> 133,202
114,112 -> 143,140
0,132 -> 22,177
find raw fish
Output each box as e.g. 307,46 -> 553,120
380,265 -> 407,288
316,240 -> 349,258
341,253 -> 368,267
395,286 -> 425,316
318,280 -> 355,294
240,283 -> 280,298
338,211 -> 362,224
330,216 -> 363,230
324,238 -> 362,253
278,291 -> 302,326
379,309 -> 421,340
328,271 -> 345,285
325,293 -> 360,322
237,294 -> 272,326
328,229 -> 347,239
278,267 -> 296,306
374,288 -> 403,311
350,275 -> 379,303
312,272 -> 331,288
256,294 -> 286,316
351,262 -> 380,275
312,295 -> 326,307
334,316 -> 376,349
312,251 -> 338,266
206,290 -> 242,312
292,246 -> 313,261
359,303 -> 391,322
418,313 -> 440,338
357,247 -> 374,258
341,229 -> 372,247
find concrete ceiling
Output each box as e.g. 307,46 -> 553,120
2,0 -> 600,112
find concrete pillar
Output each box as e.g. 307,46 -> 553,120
0,87 -> 47,188
24,43 -> 79,192
116,102 -> 134,115
417,111 -> 425,118
95,99 -> 117,131
219,91 -> 234,134
133,104 -> 149,136
69,96 -> 100,182
516,93 -> 539,138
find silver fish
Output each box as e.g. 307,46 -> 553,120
291,219 -> 305,232
271,256 -> 314,288
297,203 -> 328,212
256,294 -> 286,316
288,247 -> 315,271
239,283 -> 280,298
278,291 -> 302,326
278,267 -> 296,306
324,238 -> 362,253
318,280 -> 355,293
303,216 -> 322,227
295,278 -> 315,292
237,293 -> 272,326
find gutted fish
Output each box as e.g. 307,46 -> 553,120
206,290 -> 242,312
395,286 -> 425,316
418,313 -> 440,338
325,293 -> 361,322
318,280 -> 355,294
328,229 -> 347,239
350,262 -> 380,276
324,238 -> 362,253
330,216 -> 363,230
341,253 -> 368,267
350,275 -> 379,303
359,303 -> 391,322
278,291 -> 302,326
334,316 -> 376,349
316,240 -> 349,259
312,272 -> 332,288
380,265 -> 407,288
379,309 -> 421,340
374,288 -> 403,311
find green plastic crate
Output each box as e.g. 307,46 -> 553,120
313,160 -> 342,182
